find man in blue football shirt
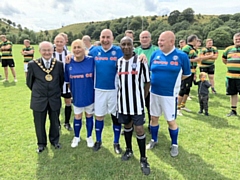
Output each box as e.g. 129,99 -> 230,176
147,31 -> 191,157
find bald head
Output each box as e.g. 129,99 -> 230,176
158,31 -> 175,53
100,29 -> 114,50
161,31 -> 175,41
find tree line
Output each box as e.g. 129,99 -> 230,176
1,8 -> 240,48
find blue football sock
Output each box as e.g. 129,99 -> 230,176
169,127 -> 179,145
150,125 -> 159,142
74,118 -> 82,138
95,119 -> 104,142
113,124 -> 121,144
86,116 -> 94,138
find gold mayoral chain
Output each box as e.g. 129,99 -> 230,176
34,58 -> 56,81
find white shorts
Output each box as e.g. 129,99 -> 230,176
73,103 -> 94,115
24,62 -> 28,72
94,89 -> 117,116
150,92 -> 177,121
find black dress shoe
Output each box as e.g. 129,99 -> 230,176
52,143 -> 61,149
36,146 -> 45,153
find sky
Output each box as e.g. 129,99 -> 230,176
0,0 -> 240,32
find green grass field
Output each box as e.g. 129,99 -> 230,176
0,45 -> 239,180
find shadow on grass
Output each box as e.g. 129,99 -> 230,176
36,138 -> 167,180
151,133 -> 231,180
2,81 -> 16,87
182,111 -> 239,129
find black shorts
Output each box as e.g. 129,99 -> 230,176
1,59 -> 15,67
200,65 -> 215,75
61,92 -> 72,98
181,73 -> 194,89
118,113 -> 145,126
226,78 -> 240,95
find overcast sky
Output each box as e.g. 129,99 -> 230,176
0,0 -> 240,32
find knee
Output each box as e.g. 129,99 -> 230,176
168,120 -> 178,130
74,114 -> 82,119
134,125 -> 144,135
151,116 -> 159,125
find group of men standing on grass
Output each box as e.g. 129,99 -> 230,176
1,28 -> 240,176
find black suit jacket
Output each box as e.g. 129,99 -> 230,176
27,58 -> 64,112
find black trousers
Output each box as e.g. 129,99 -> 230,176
198,95 -> 209,113
33,103 -> 60,147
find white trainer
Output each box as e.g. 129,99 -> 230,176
14,79 -> 18,82
177,109 -> 183,116
71,137 -> 80,148
170,144 -> 179,157
86,136 -> 94,147
146,139 -> 157,150
181,106 -> 191,112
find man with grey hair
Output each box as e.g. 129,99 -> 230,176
134,30 -> 158,132
82,35 -> 94,51
27,41 -> 64,153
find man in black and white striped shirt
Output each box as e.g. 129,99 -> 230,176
53,34 -> 72,131
117,36 -> 151,176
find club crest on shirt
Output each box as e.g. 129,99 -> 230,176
98,52 -> 101,56
132,63 -> 137,69
69,67 -> 72,71
111,51 -> 116,56
157,56 -> 160,59
173,55 -> 178,61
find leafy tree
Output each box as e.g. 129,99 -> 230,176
208,27 -> 232,47
171,20 -> 191,33
67,31 -> 74,44
1,27 -> 6,34
231,13 -> 240,22
51,30 -> 59,42
7,19 -> 12,25
202,18 -> 224,39
18,33 -> 30,44
17,24 -> 22,31
175,30 -> 199,46
7,33 -> 17,43
151,15 -> 157,21
224,20 -> 237,29
83,24 -> 96,37
218,14 -> 231,22
92,29 -> 101,40
178,8 -> 195,23
189,23 -> 204,39
168,10 -> 181,25
44,30 -> 49,36
115,34 -> 124,42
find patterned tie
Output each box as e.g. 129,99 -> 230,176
46,61 -> 50,69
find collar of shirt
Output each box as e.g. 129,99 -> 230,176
163,46 -> 176,56
42,58 -> 51,67
101,45 -> 113,53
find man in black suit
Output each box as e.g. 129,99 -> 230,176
27,41 -> 64,153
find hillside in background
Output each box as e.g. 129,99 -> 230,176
1,8 -> 240,48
